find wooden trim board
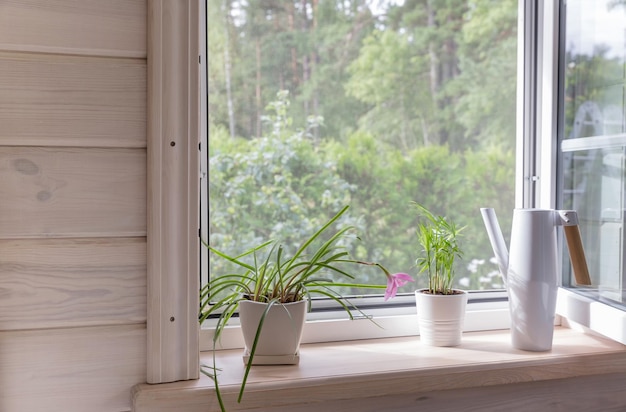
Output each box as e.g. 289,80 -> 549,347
132,327 -> 626,411
146,0 -> 200,383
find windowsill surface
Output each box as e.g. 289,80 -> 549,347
132,326 -> 626,411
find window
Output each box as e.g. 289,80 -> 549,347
147,0 -> 626,385
204,0 -> 518,331
202,0 -> 626,349
558,0 -> 626,303
539,0 -> 626,344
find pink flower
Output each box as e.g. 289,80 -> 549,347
384,272 -> 414,301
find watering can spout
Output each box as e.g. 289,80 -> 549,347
480,208 -> 509,285
480,208 -> 592,287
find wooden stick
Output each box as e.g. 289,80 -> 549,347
563,225 -> 592,286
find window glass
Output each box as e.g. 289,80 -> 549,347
207,0 -> 518,297
559,0 -> 626,305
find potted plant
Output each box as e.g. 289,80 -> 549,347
200,205 -> 412,411
413,202 -> 467,347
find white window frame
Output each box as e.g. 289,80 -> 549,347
199,291 -> 511,351
198,0 -> 523,350
144,0 -> 626,385
532,0 -> 626,344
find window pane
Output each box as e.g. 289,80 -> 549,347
207,0 -> 518,296
559,0 -> 626,305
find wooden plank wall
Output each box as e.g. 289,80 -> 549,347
0,1 -> 148,411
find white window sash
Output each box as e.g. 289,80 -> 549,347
200,294 -> 511,351
198,0 -> 523,352
533,0 -> 626,343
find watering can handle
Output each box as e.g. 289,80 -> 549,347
559,211 -> 592,286
563,226 -> 592,286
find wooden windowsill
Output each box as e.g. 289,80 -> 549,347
132,326 -> 626,411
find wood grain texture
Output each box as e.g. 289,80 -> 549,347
0,52 -> 146,148
0,0 -> 147,58
0,237 -> 146,330
564,225 -> 592,285
243,373 -> 626,412
133,327 -> 626,411
146,0 -> 200,384
0,325 -> 145,412
0,147 -> 146,238
133,372 -> 626,412
0,2 -> 149,412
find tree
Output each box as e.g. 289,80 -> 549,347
346,30 -> 431,151
208,1 -> 520,291
209,0 -> 379,142
451,0 -> 518,150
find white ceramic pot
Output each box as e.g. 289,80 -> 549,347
415,289 -> 468,347
238,299 -> 307,365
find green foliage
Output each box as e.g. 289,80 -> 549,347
562,49 -> 625,139
209,0 -> 521,295
455,146 -> 515,280
345,30 -> 429,150
209,0 -> 374,141
210,0 -> 520,148
209,92 -> 360,287
207,0 -> 229,128
201,205 -> 392,411
210,91 -> 515,292
204,205 -> 389,312
452,0 -> 518,150
413,203 -> 464,295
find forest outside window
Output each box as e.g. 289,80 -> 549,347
205,0 -> 518,316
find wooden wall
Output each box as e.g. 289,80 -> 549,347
0,1 -> 148,411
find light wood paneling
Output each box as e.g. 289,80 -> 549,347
0,147 -> 146,238
0,0 -> 147,58
0,237 -> 146,330
0,325 -> 145,412
0,52 -> 146,148
0,1 -> 150,412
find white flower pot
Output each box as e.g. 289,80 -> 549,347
415,289 -> 468,347
238,299 -> 307,365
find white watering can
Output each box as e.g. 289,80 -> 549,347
480,208 -> 591,351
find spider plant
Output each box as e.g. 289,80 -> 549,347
200,205 -> 409,411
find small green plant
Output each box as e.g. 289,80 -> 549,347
413,202 -> 465,295
200,205 -> 411,411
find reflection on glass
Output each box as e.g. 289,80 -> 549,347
560,0 -> 626,304
562,0 -> 625,140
